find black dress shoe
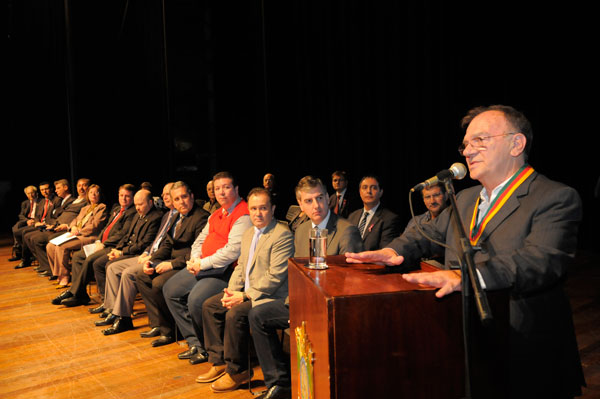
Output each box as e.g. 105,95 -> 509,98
102,317 -> 134,335
48,275 -> 58,281
8,255 -> 21,262
88,304 -> 105,314
95,313 -> 117,326
140,327 -> 161,338
15,260 -> 32,269
188,350 -> 209,365
178,345 -> 200,359
38,270 -> 52,277
151,336 -> 174,347
61,296 -> 90,307
256,385 -> 292,399
51,290 -> 73,305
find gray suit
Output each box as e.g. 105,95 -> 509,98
388,170 -> 585,397
294,212 -> 364,257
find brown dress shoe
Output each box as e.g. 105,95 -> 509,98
210,369 -> 253,393
195,365 -> 227,383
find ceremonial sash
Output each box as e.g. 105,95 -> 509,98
469,164 -> 534,245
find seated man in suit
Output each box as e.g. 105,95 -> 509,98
51,184 -> 137,307
24,178 -> 89,278
93,183 -> 177,336
328,170 -> 355,218
14,182 -> 55,268
135,181 -> 210,347
295,175 -> 364,257
348,175 -> 401,251
197,188 -> 294,396
161,171 -> 252,362
10,185 -> 39,262
89,189 -> 164,333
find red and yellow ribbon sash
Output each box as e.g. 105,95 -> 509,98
469,165 -> 534,246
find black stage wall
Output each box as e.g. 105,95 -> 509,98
5,1 -> 597,250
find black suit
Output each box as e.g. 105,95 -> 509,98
328,190 -> 358,219
67,204 -> 137,301
11,199 -> 37,255
347,205 -> 401,251
136,204 -> 209,336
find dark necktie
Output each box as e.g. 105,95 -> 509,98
102,207 -> 125,242
172,214 -> 184,238
150,210 -> 176,255
335,194 -> 341,214
358,210 -> 369,238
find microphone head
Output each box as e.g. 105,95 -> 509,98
449,163 -> 467,180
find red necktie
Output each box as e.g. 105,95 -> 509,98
41,199 -> 49,221
102,207 -> 125,242
334,194 -> 341,214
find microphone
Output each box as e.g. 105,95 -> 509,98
411,163 -> 467,192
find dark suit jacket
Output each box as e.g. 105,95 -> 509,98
17,199 -> 36,222
33,196 -> 55,223
151,204 -> 210,270
116,206 -> 163,256
388,170 -> 585,396
47,195 -> 86,226
100,204 -> 138,247
328,190 -> 358,219
294,212 -> 364,257
347,205 -> 401,251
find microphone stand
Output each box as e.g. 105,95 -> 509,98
442,178 -> 493,399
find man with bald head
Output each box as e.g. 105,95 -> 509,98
86,189 -> 162,311
94,184 -> 176,335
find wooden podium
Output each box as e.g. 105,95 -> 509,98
288,256 -> 509,399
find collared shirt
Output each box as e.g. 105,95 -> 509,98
476,175 -> 513,225
190,197 -> 252,271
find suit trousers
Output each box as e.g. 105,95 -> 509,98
69,247 -> 111,300
11,220 -> 28,251
248,301 -> 291,388
92,254 -> 126,299
17,225 -> 39,261
202,293 -> 251,375
46,238 -> 84,278
135,268 -> 179,335
25,229 -> 62,273
162,268 -> 229,349
104,256 -> 143,317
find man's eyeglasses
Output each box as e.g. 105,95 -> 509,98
458,133 -> 517,156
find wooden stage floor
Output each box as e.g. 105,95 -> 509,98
0,234 -> 598,398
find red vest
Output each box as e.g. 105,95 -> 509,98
201,199 -> 249,259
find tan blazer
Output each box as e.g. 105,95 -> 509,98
68,203 -> 108,241
228,219 -> 294,307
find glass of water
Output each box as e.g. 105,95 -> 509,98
308,227 -> 328,269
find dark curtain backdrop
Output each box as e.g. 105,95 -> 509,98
6,0 -> 597,249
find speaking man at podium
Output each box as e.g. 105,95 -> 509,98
346,105 -> 585,398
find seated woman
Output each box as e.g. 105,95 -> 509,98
46,184 -> 108,287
